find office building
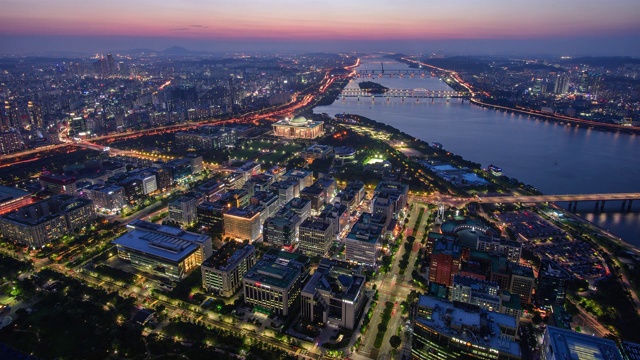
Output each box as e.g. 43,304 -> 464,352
536,260 -> 571,308
243,249 -> 310,317
263,210 -> 302,250
40,173 -> 78,195
112,220 -> 212,281
0,195 -> 95,248
412,295 -> 521,360
83,184 -> 126,212
509,264 -> 535,305
429,238 -> 462,287
0,185 -> 32,216
169,193 -> 199,226
299,217 -> 334,257
224,207 -> 262,241
281,197 -> 311,222
449,275 -> 501,312
270,180 -> 300,205
202,242 -> 256,297
345,213 -> 384,266
285,168 -> 314,190
541,326 -> 623,360
301,259 -> 366,330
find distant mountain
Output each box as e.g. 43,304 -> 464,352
162,46 -> 192,55
562,56 -> 640,67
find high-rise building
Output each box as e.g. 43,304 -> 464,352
449,275 -> 501,312
169,194 -> 199,226
345,213 -> 384,266
298,217 -> 334,257
536,260 -> 571,308
0,131 -> 25,154
263,210 -> 301,249
553,74 -> 570,94
201,242 -> 256,297
509,264 -> 535,305
243,249 -> 310,317
301,259 -> 366,330
429,238 -> 462,287
224,207 -> 262,241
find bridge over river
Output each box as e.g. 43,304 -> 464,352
341,88 -> 469,99
412,193 -> 640,212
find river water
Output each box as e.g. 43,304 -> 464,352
314,56 -> 640,247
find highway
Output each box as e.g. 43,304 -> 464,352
410,193 -> 640,207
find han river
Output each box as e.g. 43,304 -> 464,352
314,56 -> 640,247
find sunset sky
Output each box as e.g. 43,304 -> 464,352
1,0 -> 639,55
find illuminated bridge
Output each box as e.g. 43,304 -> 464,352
478,193 -> 640,212
356,69 -> 437,77
341,88 -> 469,99
412,193 -> 640,212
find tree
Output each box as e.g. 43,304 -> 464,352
389,335 -> 402,349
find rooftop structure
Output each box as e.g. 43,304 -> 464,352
412,295 -> 521,360
112,220 -> 212,281
243,249 -> 310,317
301,259 -> 366,329
202,242 -> 256,297
541,326 -> 623,360
0,185 -> 32,216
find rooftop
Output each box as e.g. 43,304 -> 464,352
0,185 -> 31,203
244,249 -> 309,289
417,295 -> 520,358
202,242 -> 255,271
112,220 -> 210,263
544,326 -> 623,360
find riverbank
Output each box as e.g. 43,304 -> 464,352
470,98 -> 640,135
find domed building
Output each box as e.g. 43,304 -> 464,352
272,116 -> 324,139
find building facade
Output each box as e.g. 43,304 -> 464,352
201,242 -> 256,297
243,249 -> 310,317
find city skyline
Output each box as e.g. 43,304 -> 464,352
1,0 -> 640,56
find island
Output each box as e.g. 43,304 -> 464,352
358,81 -> 389,94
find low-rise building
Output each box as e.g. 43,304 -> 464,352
201,242 -> 256,297
301,259 -> 365,330
272,116 -> 324,139
112,220 -> 212,281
